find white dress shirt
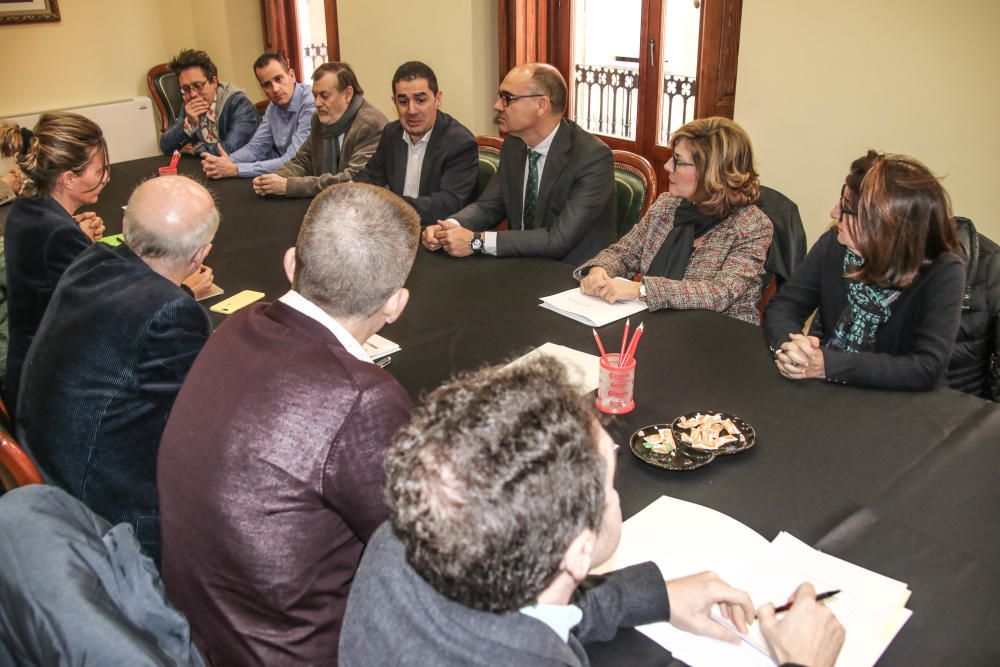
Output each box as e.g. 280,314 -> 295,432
279,290 -> 371,363
402,128 -> 432,198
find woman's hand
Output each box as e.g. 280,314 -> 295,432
74,211 -> 105,242
775,333 -> 825,380
579,266 -> 611,296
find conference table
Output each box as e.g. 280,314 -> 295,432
92,155 -> 1000,666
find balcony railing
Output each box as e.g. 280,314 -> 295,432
573,63 -> 697,144
302,43 -> 329,70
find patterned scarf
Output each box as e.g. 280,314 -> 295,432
825,249 -> 901,353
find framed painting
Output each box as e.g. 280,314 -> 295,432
0,0 -> 60,25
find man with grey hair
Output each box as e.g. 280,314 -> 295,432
17,175 -> 219,565
157,183 -> 419,666
424,62 -> 615,264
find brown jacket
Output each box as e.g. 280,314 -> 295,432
276,98 -> 387,197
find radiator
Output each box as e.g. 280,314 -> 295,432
2,97 -> 160,164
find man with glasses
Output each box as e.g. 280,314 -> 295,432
422,63 -> 615,264
353,61 -> 479,225
159,48 -> 259,157
201,51 -> 315,179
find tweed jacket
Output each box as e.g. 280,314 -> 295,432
576,193 -> 773,324
159,300 -> 412,667
276,97 -> 388,198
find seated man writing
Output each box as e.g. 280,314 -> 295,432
201,51 -> 315,179
353,61 -> 478,225
253,62 -> 387,198
159,49 -> 259,157
340,357 -> 845,667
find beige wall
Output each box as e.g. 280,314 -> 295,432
337,0 -> 499,136
736,0 -> 1000,243
0,0 -> 264,118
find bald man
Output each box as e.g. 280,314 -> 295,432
17,175 -> 219,564
423,63 -> 615,264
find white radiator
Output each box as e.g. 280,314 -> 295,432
2,97 -> 161,164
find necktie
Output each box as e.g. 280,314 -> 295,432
522,149 -> 542,229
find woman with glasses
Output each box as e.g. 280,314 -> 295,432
4,112 -> 110,416
764,151 -> 963,390
574,117 -> 772,324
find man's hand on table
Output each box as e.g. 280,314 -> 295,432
758,583 -> 845,667
202,144 -> 238,179
666,571 -> 755,644
183,264 -> 215,300
74,211 -> 105,242
252,174 -> 287,197
433,219 -> 474,257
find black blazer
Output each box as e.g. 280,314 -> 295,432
3,194 -> 91,416
452,118 -> 615,265
17,243 -> 211,564
354,111 -> 479,225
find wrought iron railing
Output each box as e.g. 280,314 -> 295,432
302,43 -> 329,70
573,63 -> 696,144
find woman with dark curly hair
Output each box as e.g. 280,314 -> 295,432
574,117 -> 773,324
764,151 -> 963,390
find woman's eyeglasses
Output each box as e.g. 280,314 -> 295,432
839,184 -> 857,220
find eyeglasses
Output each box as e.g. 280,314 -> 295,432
839,183 -> 857,220
496,90 -> 546,108
180,80 -> 209,97
668,154 -> 695,168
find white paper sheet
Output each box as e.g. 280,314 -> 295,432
539,279 -> 648,327
363,333 -> 401,360
506,342 -> 600,395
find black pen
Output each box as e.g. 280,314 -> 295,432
774,589 -> 840,614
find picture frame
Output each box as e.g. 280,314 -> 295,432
0,0 -> 61,25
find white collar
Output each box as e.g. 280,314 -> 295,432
527,122 -> 560,156
278,290 -> 371,363
402,127 -> 433,148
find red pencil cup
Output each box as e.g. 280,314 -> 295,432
158,166 -> 177,176
596,353 -> 636,415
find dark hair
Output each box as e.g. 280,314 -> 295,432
18,113 -> 108,199
669,117 -> 759,218
253,51 -> 290,72
529,63 -> 567,114
0,123 -> 31,158
312,61 -> 364,96
849,154 -> 958,289
169,49 -> 218,80
844,150 -> 879,202
387,356 -> 606,613
294,183 -> 418,318
391,61 -> 438,95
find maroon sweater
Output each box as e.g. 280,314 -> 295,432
157,300 -> 412,666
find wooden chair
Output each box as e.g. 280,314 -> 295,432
0,430 -> 43,491
611,150 -> 656,239
475,135 -> 508,230
147,63 -> 182,133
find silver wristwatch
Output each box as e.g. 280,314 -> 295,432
470,232 -> 485,254
638,282 -> 647,300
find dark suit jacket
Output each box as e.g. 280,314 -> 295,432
340,523 -> 671,666
452,119 -> 615,264
17,243 -> 210,563
158,299 -> 412,667
3,194 -> 91,417
354,111 -> 479,225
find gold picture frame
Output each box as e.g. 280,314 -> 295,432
0,0 -> 61,26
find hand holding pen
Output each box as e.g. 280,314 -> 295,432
758,583 -> 845,667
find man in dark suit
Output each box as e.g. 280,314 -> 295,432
340,358 -> 846,667
423,63 -> 615,265
17,175 -> 218,564
354,61 -> 479,225
158,184 -> 419,666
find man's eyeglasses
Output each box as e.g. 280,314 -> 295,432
180,80 -> 209,97
496,90 -> 546,108
839,183 -> 857,220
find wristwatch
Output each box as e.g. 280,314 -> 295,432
638,281 -> 647,300
470,232 -> 485,255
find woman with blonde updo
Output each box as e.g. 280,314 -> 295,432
0,123 -> 31,201
574,117 -> 773,324
4,112 -> 109,415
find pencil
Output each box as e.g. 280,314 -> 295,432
620,322 -> 645,366
619,318 -> 630,366
592,328 -> 608,361
773,589 -> 840,614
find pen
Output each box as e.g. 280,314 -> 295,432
773,589 -> 840,614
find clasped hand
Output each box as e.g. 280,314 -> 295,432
74,211 -> 105,242
774,333 -> 825,380
579,266 -> 640,303
201,144 -> 238,179
422,219 -> 473,257
252,174 -> 288,196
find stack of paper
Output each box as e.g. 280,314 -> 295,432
594,496 -> 912,666
506,342 -> 600,395
539,279 -> 648,326
363,333 -> 400,361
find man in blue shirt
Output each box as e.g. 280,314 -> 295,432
202,52 -> 315,179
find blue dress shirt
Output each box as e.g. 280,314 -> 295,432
228,82 -> 315,177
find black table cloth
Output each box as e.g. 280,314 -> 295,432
89,156 -> 1000,666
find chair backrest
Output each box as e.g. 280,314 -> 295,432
756,185 -> 807,317
0,430 -> 43,491
147,63 -> 183,133
611,150 -> 656,238
476,135 -> 503,198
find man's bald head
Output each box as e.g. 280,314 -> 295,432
124,176 -> 219,267
518,63 -> 567,115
